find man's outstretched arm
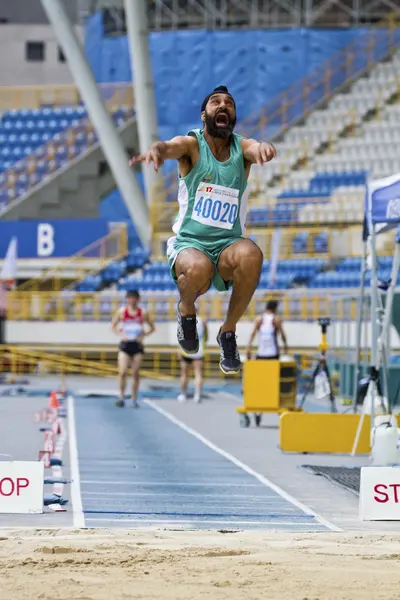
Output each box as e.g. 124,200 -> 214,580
240,138 -> 277,166
129,136 -> 198,171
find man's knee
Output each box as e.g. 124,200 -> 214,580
176,249 -> 213,287
221,240 -> 263,272
236,240 -> 263,266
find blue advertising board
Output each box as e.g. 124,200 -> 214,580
0,219 -> 110,259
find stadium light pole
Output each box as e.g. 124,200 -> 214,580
124,0 -> 163,203
40,0 -> 151,248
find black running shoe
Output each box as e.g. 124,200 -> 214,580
177,304 -> 199,354
217,329 -> 241,374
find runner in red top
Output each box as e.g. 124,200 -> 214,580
112,290 -> 155,407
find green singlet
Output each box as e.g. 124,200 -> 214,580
166,129 -> 249,291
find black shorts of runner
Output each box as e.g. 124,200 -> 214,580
119,341 -> 144,357
256,354 -> 280,360
181,356 -> 204,364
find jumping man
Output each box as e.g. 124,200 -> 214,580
130,85 -> 276,374
112,290 -> 155,407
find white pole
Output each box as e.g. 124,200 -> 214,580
370,224 -> 378,429
352,241 -> 367,411
124,0 -> 162,202
41,0 -> 150,248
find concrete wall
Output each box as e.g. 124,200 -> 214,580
0,0 -> 79,25
0,24 -> 83,86
6,320 -> 400,351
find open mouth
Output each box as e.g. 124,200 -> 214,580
215,112 -> 229,127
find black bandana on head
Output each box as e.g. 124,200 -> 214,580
201,85 -> 236,112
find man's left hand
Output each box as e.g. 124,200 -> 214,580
254,142 -> 277,165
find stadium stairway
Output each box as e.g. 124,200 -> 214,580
249,48 -> 400,200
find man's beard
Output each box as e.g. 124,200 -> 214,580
205,110 -> 236,139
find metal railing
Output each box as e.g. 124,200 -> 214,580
6,289 -> 345,323
0,345 -> 173,381
15,225 -> 128,292
151,225 -> 334,259
0,82 -> 133,111
0,344 -> 315,381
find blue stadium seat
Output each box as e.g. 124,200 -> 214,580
102,261 -> 127,283
76,275 -> 101,292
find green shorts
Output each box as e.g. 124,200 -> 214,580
166,235 -> 244,292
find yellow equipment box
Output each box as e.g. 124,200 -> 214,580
237,358 -> 299,427
279,412 -> 400,454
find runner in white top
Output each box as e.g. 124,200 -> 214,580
246,299 -> 288,359
177,316 -> 208,403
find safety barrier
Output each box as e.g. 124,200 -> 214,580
6,290 -> 351,322
15,225 -> 128,292
0,345 -> 314,381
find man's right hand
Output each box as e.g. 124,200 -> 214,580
246,349 -> 252,360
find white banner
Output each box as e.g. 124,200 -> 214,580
0,236 -> 17,282
0,461 -> 44,514
269,229 -> 281,286
359,466 -> 400,521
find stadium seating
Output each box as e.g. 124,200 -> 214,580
309,255 -> 397,288
0,104 -> 133,210
247,49 -> 400,227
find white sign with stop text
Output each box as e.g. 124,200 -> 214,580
0,461 -> 44,514
360,466 -> 400,520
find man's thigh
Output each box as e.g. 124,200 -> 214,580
217,238 -> 262,281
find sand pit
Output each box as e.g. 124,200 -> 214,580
0,528 -> 400,599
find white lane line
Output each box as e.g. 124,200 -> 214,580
80,480 -> 263,487
144,399 -> 342,532
81,491 -> 279,499
85,518 -> 325,526
67,395 -> 85,528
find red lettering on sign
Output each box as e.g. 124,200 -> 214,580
206,186 -> 213,192
17,478 -> 29,495
374,484 -> 389,503
0,477 -> 30,496
389,484 -> 400,503
0,477 -> 14,496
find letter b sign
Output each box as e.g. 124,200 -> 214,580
37,223 -> 55,257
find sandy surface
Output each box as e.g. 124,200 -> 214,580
1,529 -> 400,599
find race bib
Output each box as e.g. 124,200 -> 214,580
192,183 -> 239,230
124,322 -> 143,340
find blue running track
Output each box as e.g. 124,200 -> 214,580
74,396 -> 328,531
